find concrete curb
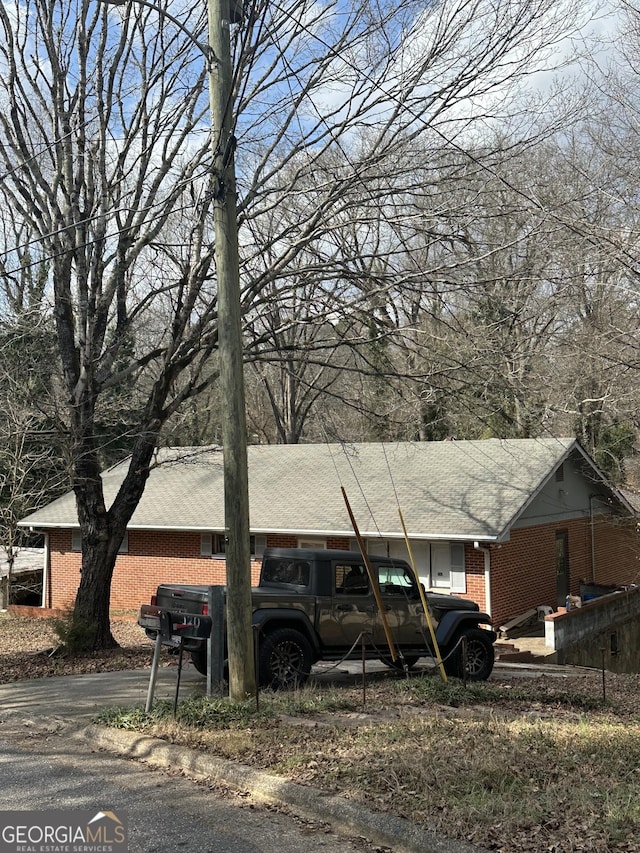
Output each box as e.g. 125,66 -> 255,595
76,724 -> 489,853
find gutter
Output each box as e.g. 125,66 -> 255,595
24,522 -> 499,544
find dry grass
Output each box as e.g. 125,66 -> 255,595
3,611 -> 640,852
101,670 -> 640,853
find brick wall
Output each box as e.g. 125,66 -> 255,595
463,544 -> 486,609
47,517 -> 639,620
591,516 -> 640,587
47,530 -> 354,612
263,534 -> 298,548
487,514 -> 639,627
48,529 -> 264,611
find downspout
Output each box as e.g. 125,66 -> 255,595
43,532 -> 50,609
474,541 -> 491,617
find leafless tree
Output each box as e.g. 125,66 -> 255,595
0,0 -> 591,646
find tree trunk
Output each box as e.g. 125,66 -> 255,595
73,535 -> 118,649
71,422 -> 158,648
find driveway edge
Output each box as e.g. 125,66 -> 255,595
76,724 -> 489,853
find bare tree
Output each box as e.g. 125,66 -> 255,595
0,304 -> 68,606
0,0 -> 218,646
0,0 -> 591,648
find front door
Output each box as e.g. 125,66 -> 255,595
555,530 -> 570,606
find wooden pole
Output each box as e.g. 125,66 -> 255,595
207,0 -> 255,699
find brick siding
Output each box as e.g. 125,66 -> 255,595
488,515 -> 639,627
45,516 -> 639,621
463,544 -> 486,609
46,531 -> 354,611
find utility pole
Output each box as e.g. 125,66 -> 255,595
207,0 -> 255,699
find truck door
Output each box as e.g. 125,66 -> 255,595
321,558 -> 378,650
373,562 -> 427,650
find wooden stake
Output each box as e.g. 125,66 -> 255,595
341,487 -> 397,661
398,508 -> 447,682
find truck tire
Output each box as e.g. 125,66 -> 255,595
444,628 -> 494,681
258,627 -> 312,689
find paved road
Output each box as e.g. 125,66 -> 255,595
0,719 -> 369,853
0,665 -> 379,853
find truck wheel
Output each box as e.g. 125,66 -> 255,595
258,628 -> 312,690
444,628 -> 494,681
190,648 -> 208,676
380,655 -> 419,671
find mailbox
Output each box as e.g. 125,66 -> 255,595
139,604 -> 211,648
159,610 -> 212,640
138,604 -> 162,631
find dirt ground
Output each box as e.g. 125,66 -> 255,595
0,612 -> 154,682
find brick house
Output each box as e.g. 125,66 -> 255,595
18,439 -> 639,627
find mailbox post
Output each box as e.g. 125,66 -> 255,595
207,586 -> 226,697
139,606 -> 213,711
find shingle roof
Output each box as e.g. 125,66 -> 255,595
20,438 -> 582,541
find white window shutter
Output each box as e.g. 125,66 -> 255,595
201,533 -> 213,557
449,543 -> 466,593
72,529 -> 82,551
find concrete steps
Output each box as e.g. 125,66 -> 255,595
494,634 -> 557,665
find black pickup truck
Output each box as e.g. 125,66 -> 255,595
139,547 -> 496,688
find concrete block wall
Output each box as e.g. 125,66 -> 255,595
549,586 -> 640,673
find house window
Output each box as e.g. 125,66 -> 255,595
555,464 -> 564,482
201,533 -> 213,556
201,533 -> 256,556
366,539 -> 389,557
430,542 -> 466,593
72,530 -> 128,553
450,543 -> 466,593
298,538 -> 325,549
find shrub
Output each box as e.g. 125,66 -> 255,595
52,608 -> 96,654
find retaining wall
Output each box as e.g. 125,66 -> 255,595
546,586 -> 640,673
